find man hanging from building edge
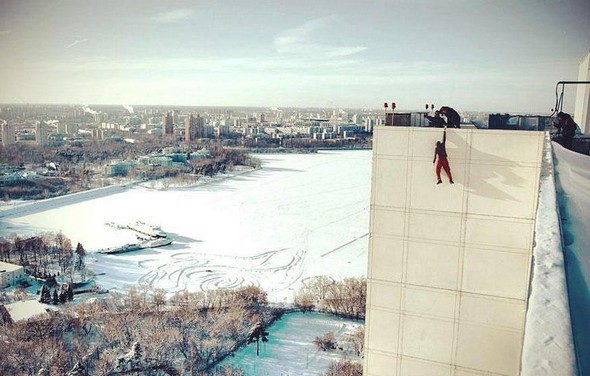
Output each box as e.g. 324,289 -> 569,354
433,126 -> 454,185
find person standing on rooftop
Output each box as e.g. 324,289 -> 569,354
426,110 -> 446,128
439,106 -> 461,128
557,112 -> 577,150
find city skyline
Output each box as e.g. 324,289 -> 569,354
0,0 -> 589,114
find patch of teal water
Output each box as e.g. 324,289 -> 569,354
220,311 -> 364,376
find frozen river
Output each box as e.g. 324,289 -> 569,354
1,150 -> 372,303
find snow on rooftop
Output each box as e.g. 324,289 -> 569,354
552,141 -> 590,375
4,300 -> 54,322
0,261 -> 23,273
521,136 -> 577,375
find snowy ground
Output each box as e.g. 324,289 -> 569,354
0,151 -> 371,303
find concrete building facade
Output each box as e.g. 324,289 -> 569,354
36,121 -> 48,146
185,114 -> 197,142
0,261 -> 26,288
162,112 -> 174,136
364,126 -> 544,376
574,51 -> 590,134
1,123 -> 15,146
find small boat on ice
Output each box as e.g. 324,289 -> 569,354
141,237 -> 172,248
98,243 -> 142,254
98,238 -> 172,255
127,221 -> 167,238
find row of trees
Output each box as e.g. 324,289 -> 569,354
282,136 -> 372,149
0,177 -> 70,201
0,138 -> 169,168
0,286 -> 280,375
0,139 -> 259,200
294,276 -> 366,319
314,327 -> 364,357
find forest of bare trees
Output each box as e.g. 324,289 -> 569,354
323,359 -> 363,376
294,276 -> 366,319
0,286 -> 280,375
0,232 -> 83,281
0,252 -> 368,375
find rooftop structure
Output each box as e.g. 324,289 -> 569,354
3,300 -> 54,322
574,51 -> 590,134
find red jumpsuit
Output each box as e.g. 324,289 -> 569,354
433,129 -> 453,183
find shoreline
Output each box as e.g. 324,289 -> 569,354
0,149 -> 366,219
0,165 -> 260,220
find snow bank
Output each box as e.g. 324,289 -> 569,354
552,141 -> 590,375
521,137 -> 577,375
0,183 -> 129,219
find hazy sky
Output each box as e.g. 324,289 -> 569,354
0,0 -> 588,112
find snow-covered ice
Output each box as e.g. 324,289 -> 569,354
0,151 -> 371,303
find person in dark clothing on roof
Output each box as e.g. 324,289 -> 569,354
439,106 -> 461,128
556,112 -> 577,150
425,110 -> 446,128
433,126 -> 454,184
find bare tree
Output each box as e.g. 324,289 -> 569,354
323,360 -> 362,376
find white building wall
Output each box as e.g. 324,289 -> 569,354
0,262 -> 26,288
574,51 -> 590,134
364,127 -> 544,376
1,123 -> 15,146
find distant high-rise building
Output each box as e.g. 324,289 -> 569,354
364,117 -> 376,133
216,124 -> 231,138
162,112 -> 174,136
196,115 -> 205,138
184,114 -> 205,142
1,123 -> 15,146
185,114 -> 197,142
202,125 -> 214,138
36,121 -> 48,146
352,114 -> 362,124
